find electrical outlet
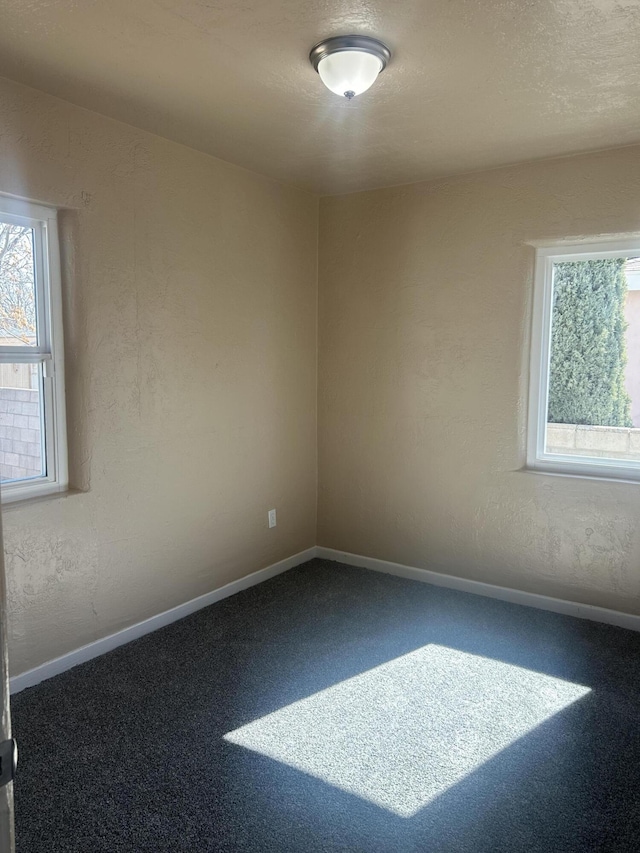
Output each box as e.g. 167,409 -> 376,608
268,508 -> 277,528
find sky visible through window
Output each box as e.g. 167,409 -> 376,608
0,221 -> 43,483
0,222 -> 37,346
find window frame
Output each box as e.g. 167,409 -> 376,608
528,238 -> 640,483
0,194 -> 68,503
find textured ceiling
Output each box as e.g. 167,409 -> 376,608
1,0 -> 639,194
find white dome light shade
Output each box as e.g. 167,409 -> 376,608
310,35 -> 391,100
317,51 -> 382,99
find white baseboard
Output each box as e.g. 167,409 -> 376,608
12,544 -> 640,694
10,546 -> 317,694
316,546 -> 640,633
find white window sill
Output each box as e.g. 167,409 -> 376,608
521,466 -> 640,486
1,485 -> 83,510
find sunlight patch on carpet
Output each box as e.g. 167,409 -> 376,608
224,644 -> 590,817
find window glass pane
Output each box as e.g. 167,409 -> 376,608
0,221 -> 37,347
545,256 -> 640,463
0,363 -> 45,482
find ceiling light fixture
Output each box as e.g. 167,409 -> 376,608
309,35 -> 391,101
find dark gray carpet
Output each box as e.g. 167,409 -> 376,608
10,558 -> 640,852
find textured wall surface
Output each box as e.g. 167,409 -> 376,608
0,77 -> 318,676
318,146 -> 640,614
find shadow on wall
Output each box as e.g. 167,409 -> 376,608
57,209 -> 88,493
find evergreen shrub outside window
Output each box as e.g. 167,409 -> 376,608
528,241 -> 640,481
548,259 -> 632,428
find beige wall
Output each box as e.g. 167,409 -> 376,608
318,146 -> 640,615
6,73 -> 640,676
0,77 -> 318,676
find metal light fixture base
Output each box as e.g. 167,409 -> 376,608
309,35 -> 391,74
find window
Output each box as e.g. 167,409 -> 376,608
0,196 -> 67,502
528,238 -> 640,481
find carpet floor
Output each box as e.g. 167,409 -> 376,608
10,558 -> 640,852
